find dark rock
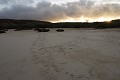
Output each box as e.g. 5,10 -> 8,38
56,29 -> 64,32
0,30 -> 6,33
38,28 -> 50,32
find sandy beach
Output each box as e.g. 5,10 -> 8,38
0,29 -> 120,80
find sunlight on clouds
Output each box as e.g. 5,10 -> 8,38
52,16 -> 120,23
0,0 -> 120,22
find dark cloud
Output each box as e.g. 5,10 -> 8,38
0,0 -> 9,4
0,0 -> 120,22
0,0 -> 33,5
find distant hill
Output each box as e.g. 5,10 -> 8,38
0,19 -> 51,29
0,19 -> 120,29
0,19 -> 51,23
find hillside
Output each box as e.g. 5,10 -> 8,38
0,19 -> 120,29
0,19 -> 51,29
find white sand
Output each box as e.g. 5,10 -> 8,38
0,29 -> 120,80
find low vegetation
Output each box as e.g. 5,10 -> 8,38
0,19 -> 120,30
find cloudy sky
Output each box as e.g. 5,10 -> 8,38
0,0 -> 120,22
